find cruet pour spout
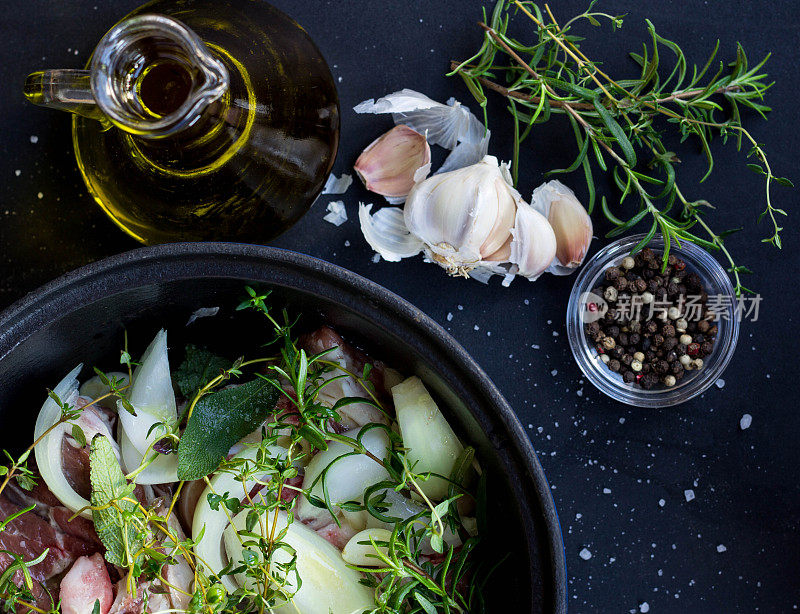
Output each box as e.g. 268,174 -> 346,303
23,14 -> 229,137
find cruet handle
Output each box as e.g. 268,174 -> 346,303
24,69 -> 106,121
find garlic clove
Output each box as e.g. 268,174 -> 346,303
404,156 -> 516,275
509,202 -> 557,280
359,202 -> 423,262
531,180 -> 593,275
354,125 -> 431,202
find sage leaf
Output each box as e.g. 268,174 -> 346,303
89,435 -> 142,568
177,379 -> 279,481
174,345 -> 230,397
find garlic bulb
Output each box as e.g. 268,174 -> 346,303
531,180 -> 593,274
509,202 -> 557,280
354,125 -> 431,204
404,156 -> 517,275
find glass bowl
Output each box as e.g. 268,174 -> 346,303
566,234 -> 740,407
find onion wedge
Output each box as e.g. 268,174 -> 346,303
33,365 -> 92,518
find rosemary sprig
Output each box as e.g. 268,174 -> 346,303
451,0 -> 791,295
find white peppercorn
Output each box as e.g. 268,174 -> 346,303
641,291 -> 654,304
679,354 -> 692,367
663,375 -> 677,387
679,334 -> 693,345
604,286 -> 619,302
602,336 -> 616,350
600,354 -> 610,364
668,306 -> 681,320
693,358 -> 704,369
633,351 -> 645,362
675,318 -> 688,332
631,359 -> 643,372
621,256 -> 635,270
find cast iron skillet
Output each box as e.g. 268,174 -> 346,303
0,243 -> 567,614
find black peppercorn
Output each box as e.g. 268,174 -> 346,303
677,343 -> 688,355
647,279 -> 660,293
671,361 -> 683,375
667,254 -> 678,266
697,320 -> 710,333
622,353 -> 633,366
656,360 -> 670,374
663,337 -> 678,351
641,337 -> 651,351
623,371 -> 636,384
634,278 -> 648,293
609,359 -> 621,372
645,350 -> 657,362
607,325 -> 620,338
701,341 -> 713,355
661,324 -> 675,338
645,320 -> 658,334
693,334 -> 705,344
612,346 -> 624,359
641,247 -> 655,261
666,350 -> 678,363
614,277 -> 628,291
653,334 -> 664,347
641,373 -> 659,389
618,332 -> 629,346
667,282 -> 679,295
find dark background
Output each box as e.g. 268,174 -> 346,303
1,1 -> 799,612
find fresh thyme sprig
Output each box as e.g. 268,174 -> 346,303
451,0 -> 791,295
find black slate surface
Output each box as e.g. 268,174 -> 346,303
1,1 -> 799,612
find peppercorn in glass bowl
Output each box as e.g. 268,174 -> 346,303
566,234 -> 739,407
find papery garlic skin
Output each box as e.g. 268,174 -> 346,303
404,155 -> 517,275
509,202 -> 557,281
354,125 -> 431,203
531,180 -> 593,275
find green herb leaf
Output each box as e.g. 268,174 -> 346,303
89,435 -> 142,568
177,379 -> 279,480
414,591 -> 438,614
174,345 -> 231,397
71,424 -> 87,448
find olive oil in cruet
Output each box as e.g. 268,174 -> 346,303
24,0 -> 340,244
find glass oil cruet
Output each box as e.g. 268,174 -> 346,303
24,1 -> 340,245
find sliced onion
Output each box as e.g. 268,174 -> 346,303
342,528 -> 393,566
296,428 -> 390,526
192,446 -> 286,592
117,330 -> 179,484
223,509 -> 375,613
119,426 -> 178,485
392,376 -> 464,500
34,365 -> 92,518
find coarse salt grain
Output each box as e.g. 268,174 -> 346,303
30,135 -> 39,144
446,312 -> 453,322
715,378 -> 726,389
579,548 -> 592,560
740,414 -> 752,430
684,489 -> 695,502
603,488 -> 611,494
640,603 -> 650,613
658,499 -> 665,507
717,544 -> 726,552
